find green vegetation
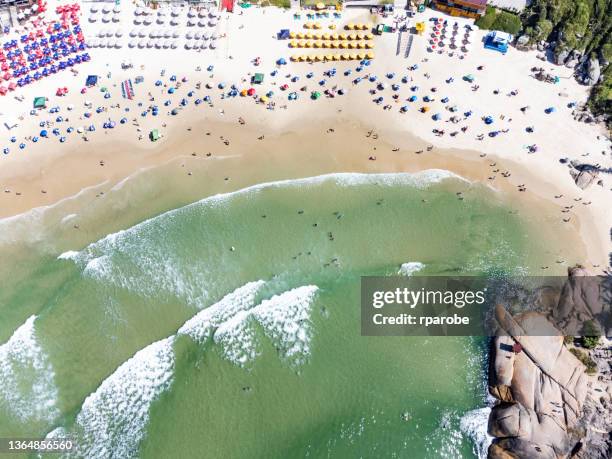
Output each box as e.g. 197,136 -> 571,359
580,320 -> 602,349
520,0 -> 611,123
475,6 -> 522,35
261,0 -> 291,8
569,347 -> 598,374
563,335 -> 575,345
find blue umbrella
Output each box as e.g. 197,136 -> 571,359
432,113 -> 441,121
32,136 -> 39,142
545,107 -> 555,114
484,116 -> 494,125
392,84 -> 400,91
59,137 -> 66,143
19,143 -> 25,149
2,148 -> 9,154
338,88 -> 345,95
401,76 -> 409,83
155,80 -> 162,86
88,125 -> 96,131
277,58 -> 287,65
207,65 -> 214,71
400,106 -> 408,112
40,129 -> 48,137
386,72 -> 395,79
120,118 -> 127,124
168,87 -> 175,94
10,136 -> 16,143
369,75 -> 377,82
409,95 -> 417,102
306,72 -> 313,78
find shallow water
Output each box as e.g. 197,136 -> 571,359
0,171 -> 559,458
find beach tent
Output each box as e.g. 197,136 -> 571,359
277,29 -> 290,40
252,73 -> 264,84
86,75 -> 98,86
484,31 -> 512,54
149,129 -> 160,141
33,96 -> 46,109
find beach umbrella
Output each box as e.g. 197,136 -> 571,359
545,107 -> 555,114
484,116 -> 494,124
168,87 -> 175,94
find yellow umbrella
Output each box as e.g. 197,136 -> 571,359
339,42 -> 348,49
357,32 -> 365,40
339,33 -> 348,40
240,89 -> 248,96
304,22 -> 312,29
365,42 -> 373,49
305,32 -> 313,39
323,33 -> 331,40
347,42 -> 355,49
332,33 -> 339,40
260,95 -> 269,103
313,41 -> 320,48
366,51 -> 374,59
325,54 -> 333,61
289,31 -> 296,39
315,2 -> 325,10
357,52 -> 365,60
357,42 -> 365,49
329,24 -> 336,30
332,54 -> 341,61
307,55 -> 315,62
291,55 -> 299,61
346,23 -> 354,30
314,22 -> 322,29
297,32 -> 305,39
289,40 -> 298,48
329,41 -> 337,48
298,55 -> 306,61
313,32 -> 322,39
349,53 -> 357,60
348,33 -> 357,40
304,41 -> 312,48
365,33 -> 374,40
314,55 -> 322,61
341,53 -> 350,60
355,23 -> 363,30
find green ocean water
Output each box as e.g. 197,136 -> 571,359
0,171 -> 554,458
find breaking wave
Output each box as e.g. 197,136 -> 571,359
0,315 -> 60,426
45,282 -> 319,457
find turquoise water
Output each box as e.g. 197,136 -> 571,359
0,171 -> 551,458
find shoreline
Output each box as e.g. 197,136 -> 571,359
0,113 -> 600,274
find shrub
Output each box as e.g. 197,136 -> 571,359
563,335 -> 574,345
569,348 -> 598,374
580,320 -> 602,349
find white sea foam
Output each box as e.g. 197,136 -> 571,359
178,280 -> 266,343
62,337 -> 175,459
44,281 -> 268,457
460,407 -> 493,459
213,285 -> 319,368
0,315 -> 60,425
398,262 -> 425,276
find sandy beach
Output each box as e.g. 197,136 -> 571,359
0,3 -> 610,272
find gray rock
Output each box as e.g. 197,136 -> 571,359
488,306 -> 588,459
516,35 -> 530,46
580,57 -> 601,85
555,48 -> 569,65
570,168 -> 599,189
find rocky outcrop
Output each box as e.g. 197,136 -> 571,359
579,57 -> 602,86
488,306 -> 589,458
568,161 -> 600,190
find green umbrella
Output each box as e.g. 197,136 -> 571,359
311,91 -> 321,100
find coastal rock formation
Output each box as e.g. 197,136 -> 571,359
579,57 -> 601,86
568,161 -> 600,190
488,306 -> 589,458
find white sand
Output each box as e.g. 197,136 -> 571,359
0,3 -> 610,270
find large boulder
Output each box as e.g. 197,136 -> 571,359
488,306 -> 589,459
580,57 -> 601,85
555,48 -> 570,65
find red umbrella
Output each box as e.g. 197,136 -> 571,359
8,82 -> 16,90
247,88 -> 256,96
1,63 -> 9,71
0,86 -> 7,95
3,72 -> 11,81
